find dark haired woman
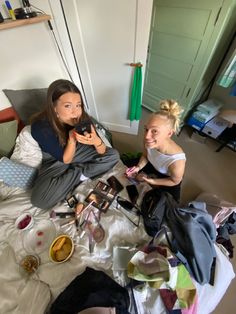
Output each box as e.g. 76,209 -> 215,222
30,79 -> 119,209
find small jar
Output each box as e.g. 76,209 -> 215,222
15,213 -> 34,231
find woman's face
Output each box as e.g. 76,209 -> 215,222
144,114 -> 173,148
54,92 -> 83,126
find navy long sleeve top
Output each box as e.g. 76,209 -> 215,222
31,119 -> 65,161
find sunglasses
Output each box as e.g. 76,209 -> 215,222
116,196 -> 141,227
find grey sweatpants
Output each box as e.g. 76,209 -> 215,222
31,144 -> 120,209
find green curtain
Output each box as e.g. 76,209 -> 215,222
129,66 -> 142,121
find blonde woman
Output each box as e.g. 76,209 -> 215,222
126,99 -> 186,202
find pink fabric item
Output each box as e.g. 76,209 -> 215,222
78,308 -> 116,314
213,206 -> 236,228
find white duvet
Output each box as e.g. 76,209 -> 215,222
0,126 -> 234,314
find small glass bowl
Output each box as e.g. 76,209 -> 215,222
19,254 -> 40,275
15,213 -> 34,231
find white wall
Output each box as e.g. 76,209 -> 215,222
0,0 -> 68,110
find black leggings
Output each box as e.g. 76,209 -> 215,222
142,162 -> 181,203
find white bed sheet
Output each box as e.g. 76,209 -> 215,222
0,126 -> 234,314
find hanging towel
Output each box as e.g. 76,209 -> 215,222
129,65 -> 142,121
217,50 -> 236,88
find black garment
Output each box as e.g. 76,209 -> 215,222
141,189 -> 177,237
216,212 -> 236,258
50,267 -> 130,314
142,162 -> 181,202
217,212 -> 236,240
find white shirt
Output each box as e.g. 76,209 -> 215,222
147,148 -> 186,175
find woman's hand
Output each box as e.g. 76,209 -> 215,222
141,176 -> 157,186
74,125 -> 102,147
68,129 -> 77,144
125,166 -> 140,177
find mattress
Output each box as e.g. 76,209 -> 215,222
0,126 -> 235,314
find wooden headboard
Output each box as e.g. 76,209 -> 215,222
0,107 -> 24,133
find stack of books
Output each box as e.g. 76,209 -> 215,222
187,99 -> 222,131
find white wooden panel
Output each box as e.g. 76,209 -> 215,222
51,0 -> 153,135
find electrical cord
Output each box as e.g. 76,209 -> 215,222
47,20 -> 73,82
28,1 -> 89,111
24,2 -> 73,80
59,0 -> 89,111
30,4 -> 46,15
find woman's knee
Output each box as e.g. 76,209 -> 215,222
31,182 -> 59,210
106,147 -> 120,162
31,188 -> 48,209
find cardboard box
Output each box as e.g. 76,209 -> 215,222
202,116 -> 230,139
197,99 -> 222,115
191,130 -> 207,144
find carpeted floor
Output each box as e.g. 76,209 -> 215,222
111,107 -> 236,314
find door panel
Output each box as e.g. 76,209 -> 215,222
156,8 -> 211,38
149,55 -> 193,82
143,0 -> 224,114
151,32 -> 202,63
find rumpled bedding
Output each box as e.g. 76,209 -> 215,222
0,126 -> 235,314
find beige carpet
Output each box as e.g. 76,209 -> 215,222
111,107 -> 236,314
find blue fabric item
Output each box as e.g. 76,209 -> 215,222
31,119 -> 64,161
230,82 -> 236,96
165,206 -> 217,285
0,157 -> 37,189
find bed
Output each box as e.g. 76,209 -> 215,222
0,110 -> 235,314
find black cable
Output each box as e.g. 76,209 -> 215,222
29,1 -> 89,110
59,0 -> 89,111
30,4 -> 46,15
47,20 -> 73,82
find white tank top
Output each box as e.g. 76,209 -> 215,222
147,148 -> 186,175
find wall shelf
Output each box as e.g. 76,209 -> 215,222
0,15 -> 51,31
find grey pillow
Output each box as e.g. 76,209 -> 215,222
3,88 -> 47,125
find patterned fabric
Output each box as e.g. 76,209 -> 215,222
127,245 -> 197,313
0,157 -> 37,189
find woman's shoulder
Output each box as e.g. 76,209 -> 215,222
168,140 -> 185,155
32,117 -> 49,127
31,118 -> 54,139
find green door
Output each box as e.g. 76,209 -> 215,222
143,0 -> 224,114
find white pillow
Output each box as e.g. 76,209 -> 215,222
10,125 -> 42,168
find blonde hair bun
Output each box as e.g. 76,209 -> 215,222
159,99 -> 183,117
157,99 -> 183,133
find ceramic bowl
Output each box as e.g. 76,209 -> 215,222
49,234 -> 74,263
15,213 -> 34,230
